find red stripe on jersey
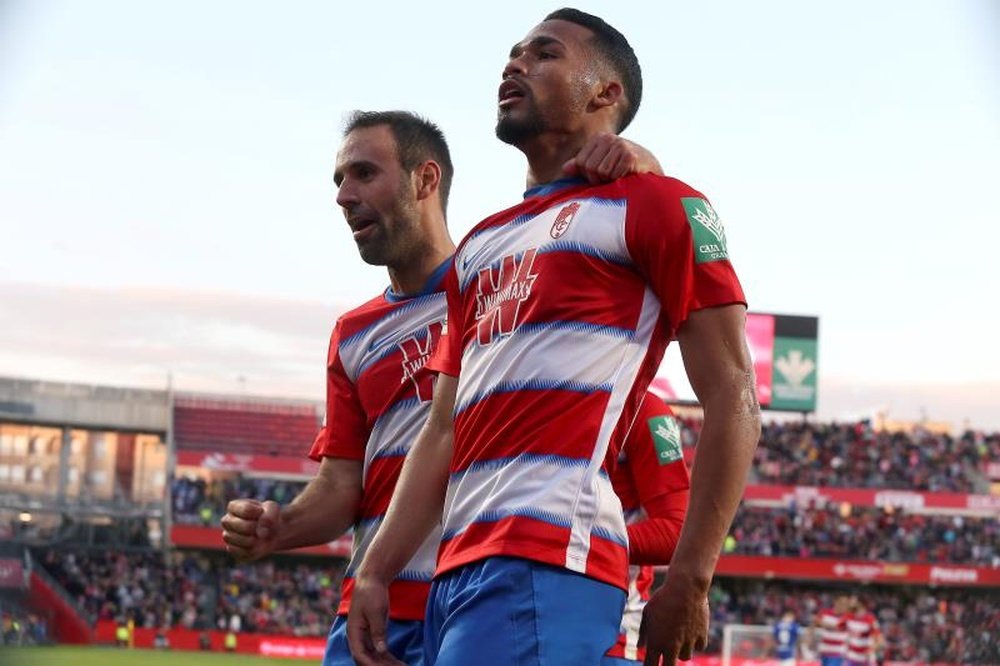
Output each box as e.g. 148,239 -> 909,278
584,531 -> 630,585
358,455 -> 406,519
338,577 -> 430,622
436,515 -> 627,590
452,390 -> 610,472
606,640 -> 646,661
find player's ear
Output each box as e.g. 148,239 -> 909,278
590,80 -> 623,112
414,160 -> 442,203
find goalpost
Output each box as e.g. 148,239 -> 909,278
721,623 -> 818,666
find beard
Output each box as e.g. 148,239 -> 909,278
495,102 -> 548,146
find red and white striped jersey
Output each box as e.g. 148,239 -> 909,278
606,394 -> 690,662
845,611 -> 879,664
816,609 -> 848,657
428,174 -> 745,590
309,262 -> 450,621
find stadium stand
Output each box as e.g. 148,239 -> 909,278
172,396 -> 321,457
4,376 -> 998,662
728,504 -> 999,565
708,578 -> 999,664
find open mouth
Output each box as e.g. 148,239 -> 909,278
348,215 -> 378,241
498,80 -> 526,107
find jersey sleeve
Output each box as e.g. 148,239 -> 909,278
308,320 -> 367,461
426,262 -> 462,377
627,393 -> 691,507
622,393 -> 691,564
624,174 -> 747,337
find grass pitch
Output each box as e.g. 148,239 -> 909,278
0,646 -> 299,665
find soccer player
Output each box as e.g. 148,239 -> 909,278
604,394 -> 690,665
844,596 -> 881,666
773,611 -> 802,666
219,110 -> 663,665
812,595 -> 848,666
347,8 -> 760,666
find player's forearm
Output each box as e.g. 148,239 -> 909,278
356,420 -> 453,583
668,385 -> 760,590
274,464 -> 361,552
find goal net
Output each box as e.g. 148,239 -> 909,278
721,624 -> 774,666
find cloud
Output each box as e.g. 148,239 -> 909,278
1,282 -> 998,433
0,282 -> 344,399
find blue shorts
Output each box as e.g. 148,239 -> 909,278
601,657 -> 639,665
423,556 -> 626,666
324,613 -> 424,666
820,656 -> 844,666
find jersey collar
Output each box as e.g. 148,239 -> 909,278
384,256 -> 453,303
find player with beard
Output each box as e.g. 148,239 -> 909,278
220,109 -> 665,665
348,8 -> 760,666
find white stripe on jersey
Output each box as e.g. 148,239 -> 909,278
442,455 -> 626,547
338,293 -> 446,382
620,563 -> 644,660
346,515 -> 441,582
455,322 -> 635,415
565,286 -> 660,572
363,399 -> 430,481
456,197 -> 629,291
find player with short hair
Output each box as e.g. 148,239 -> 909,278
813,595 -> 848,666
604,394 -> 690,665
220,108 -> 663,665
773,611 -> 802,666
348,8 -> 760,666
844,596 -> 882,666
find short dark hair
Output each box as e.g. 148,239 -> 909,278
344,110 -> 454,212
544,8 -> 642,132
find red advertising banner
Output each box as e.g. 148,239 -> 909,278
715,555 -> 1000,587
0,558 -> 23,589
94,620 -> 326,657
742,484 -> 1000,515
170,524 -> 352,558
175,450 -> 319,477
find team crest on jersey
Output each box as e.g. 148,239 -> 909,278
550,201 -> 581,239
397,320 -> 443,402
474,248 -> 538,345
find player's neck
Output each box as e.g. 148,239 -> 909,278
520,125 -> 616,189
520,132 -> 587,190
386,237 -> 454,297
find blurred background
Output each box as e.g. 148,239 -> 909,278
0,1 -> 997,664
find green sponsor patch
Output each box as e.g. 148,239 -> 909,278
681,197 -> 728,264
770,337 -> 818,411
648,415 -> 683,465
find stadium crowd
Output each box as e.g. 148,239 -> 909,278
171,476 -> 304,526
708,579 -> 999,664
36,546 -> 999,663
749,420 -> 997,492
0,607 -> 49,646
37,549 -> 342,637
727,504 -> 1000,566
170,420 -> 999,527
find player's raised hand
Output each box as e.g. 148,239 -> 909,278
562,133 -> 663,183
347,574 -> 403,665
220,498 -> 280,562
639,573 -> 709,666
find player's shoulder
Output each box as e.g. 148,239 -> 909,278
619,172 -> 709,202
331,292 -> 395,338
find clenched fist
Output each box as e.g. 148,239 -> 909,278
220,499 -> 281,562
